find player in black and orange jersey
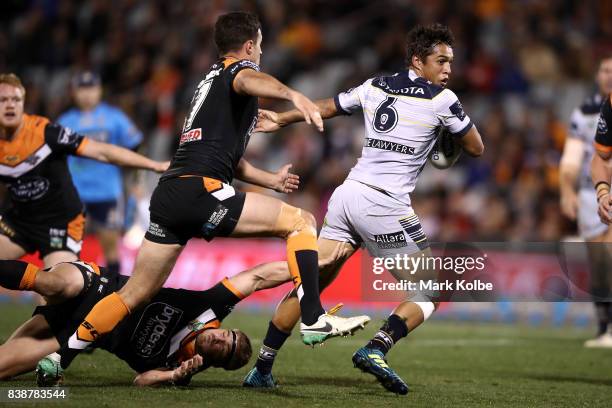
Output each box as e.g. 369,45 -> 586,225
593,94 -> 612,225
57,11 -> 369,369
0,259 -> 291,386
0,73 -> 168,268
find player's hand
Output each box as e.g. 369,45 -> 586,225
154,161 -> 170,173
272,163 -> 300,193
171,354 -> 203,384
560,191 -> 578,220
255,109 -> 282,133
290,91 -> 323,132
597,194 -> 612,225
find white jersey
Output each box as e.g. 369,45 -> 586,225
568,93 -> 604,190
335,69 -> 473,205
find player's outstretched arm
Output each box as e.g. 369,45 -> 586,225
457,126 -> 484,157
133,355 -> 203,387
255,98 -> 339,133
77,139 -> 169,173
235,159 -> 299,193
591,151 -> 612,224
233,69 -> 323,131
559,138 -> 584,220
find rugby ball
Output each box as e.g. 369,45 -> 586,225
429,128 -> 462,169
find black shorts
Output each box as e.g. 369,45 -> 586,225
0,211 -> 86,257
145,176 -> 245,245
84,199 -> 124,230
32,263 -> 125,345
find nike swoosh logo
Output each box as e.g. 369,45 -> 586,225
302,322 -> 333,333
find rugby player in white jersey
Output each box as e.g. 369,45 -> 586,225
560,56 -> 612,348
243,24 -> 483,394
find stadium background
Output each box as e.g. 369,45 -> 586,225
2,1 -> 612,323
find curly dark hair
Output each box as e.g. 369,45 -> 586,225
405,24 -> 455,66
214,12 -> 261,55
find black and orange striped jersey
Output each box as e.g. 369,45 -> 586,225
162,57 -> 259,184
34,262 -> 244,373
594,95 -> 612,155
0,114 -> 88,222
110,277 -> 243,373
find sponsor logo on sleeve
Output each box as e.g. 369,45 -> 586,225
57,126 -> 79,145
231,60 -> 260,74
449,100 -> 467,121
179,128 -> 202,145
597,115 -> 608,135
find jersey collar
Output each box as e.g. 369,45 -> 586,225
407,69 -> 420,81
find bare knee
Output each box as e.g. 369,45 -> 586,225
37,265 -> 83,299
276,204 -> 317,239
301,210 -> 316,231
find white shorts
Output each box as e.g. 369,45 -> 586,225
320,179 -> 429,257
578,189 -> 607,240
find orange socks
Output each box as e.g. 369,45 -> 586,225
19,263 -> 39,290
286,231 -> 318,288
0,260 -> 39,290
76,292 -> 130,342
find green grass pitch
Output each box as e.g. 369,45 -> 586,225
1,303 -> 611,407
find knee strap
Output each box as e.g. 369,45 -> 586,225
414,301 -> 435,320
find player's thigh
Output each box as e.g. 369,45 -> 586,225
318,238 -> 356,289
231,192 -> 312,238
6,314 -> 54,342
42,251 -> 78,269
36,263 -> 85,303
0,234 -> 26,259
117,238 -> 183,310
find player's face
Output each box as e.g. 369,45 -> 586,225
198,328 -> 233,366
422,43 -> 453,87
74,85 -> 102,110
0,84 -> 25,131
596,58 -> 612,95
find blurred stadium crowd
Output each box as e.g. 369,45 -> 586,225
2,0 -> 612,242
